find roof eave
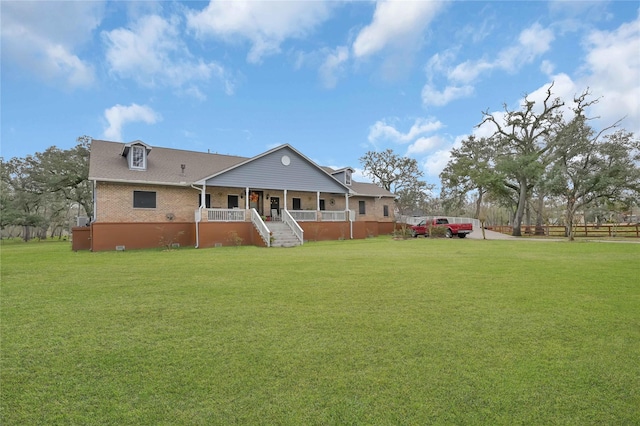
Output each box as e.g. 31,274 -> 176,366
89,177 -> 192,187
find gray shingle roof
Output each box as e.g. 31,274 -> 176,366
88,140 -> 246,186
89,139 -> 395,198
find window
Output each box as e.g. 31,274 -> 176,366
130,145 -> 146,170
345,169 -> 352,186
133,191 -> 156,208
319,199 -> 325,210
228,195 -> 239,209
292,198 -> 301,210
198,194 -> 211,208
359,200 -> 365,215
383,205 -> 389,217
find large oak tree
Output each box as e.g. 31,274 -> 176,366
478,83 -> 564,236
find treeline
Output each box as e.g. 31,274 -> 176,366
1,136 -> 93,241
439,85 -> 640,239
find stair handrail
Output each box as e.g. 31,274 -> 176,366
282,209 -> 304,245
251,209 -> 271,247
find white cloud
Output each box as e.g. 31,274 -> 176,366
424,23 -> 555,106
103,14 -> 233,96
581,14 -> 640,134
420,134 -> 466,177
423,149 -> 454,177
1,1 -> 103,88
496,23 -> 554,72
540,59 -> 555,76
352,0 -> 444,58
187,1 -> 333,63
449,59 -> 493,84
422,84 -> 474,107
368,118 -> 443,145
103,104 -> 161,141
524,11 -> 640,136
406,136 -> 445,155
450,23 -> 555,84
524,73 -> 577,116
425,50 -> 458,79
473,110 -> 507,139
319,46 -> 350,88
470,12 -> 640,140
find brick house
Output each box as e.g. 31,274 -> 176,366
83,140 -> 396,251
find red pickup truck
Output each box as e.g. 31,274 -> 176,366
410,217 -> 473,238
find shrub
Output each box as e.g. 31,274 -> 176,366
429,226 -> 447,238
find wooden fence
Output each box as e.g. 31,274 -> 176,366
488,224 -> 640,238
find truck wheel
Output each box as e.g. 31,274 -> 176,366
446,229 -> 453,238
458,233 -> 466,238
411,230 -> 417,238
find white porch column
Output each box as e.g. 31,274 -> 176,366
245,187 -> 249,209
317,191 -> 320,211
201,185 -> 206,208
284,189 -> 288,210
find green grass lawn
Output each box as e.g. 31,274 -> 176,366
2,238 -> 639,425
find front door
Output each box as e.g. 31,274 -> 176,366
249,191 -> 263,215
270,197 -> 280,219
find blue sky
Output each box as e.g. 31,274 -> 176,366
2,1 -> 639,188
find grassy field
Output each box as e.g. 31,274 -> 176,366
1,238 -> 639,425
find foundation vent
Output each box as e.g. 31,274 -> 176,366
115,245 -> 126,251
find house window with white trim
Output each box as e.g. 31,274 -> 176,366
130,146 -> 146,170
292,198 -> 301,210
345,170 -> 352,186
383,205 -> 389,217
133,191 -> 156,208
359,200 -> 365,215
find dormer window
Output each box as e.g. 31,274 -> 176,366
131,145 -> 146,169
122,140 -> 151,171
345,169 -> 352,186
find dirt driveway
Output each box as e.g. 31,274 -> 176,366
467,227 -> 515,240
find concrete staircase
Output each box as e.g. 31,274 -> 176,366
267,221 -> 302,248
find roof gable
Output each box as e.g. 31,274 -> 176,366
197,144 -> 350,193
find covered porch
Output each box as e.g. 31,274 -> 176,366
195,185 -> 355,222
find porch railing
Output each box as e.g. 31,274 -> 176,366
251,209 -> 271,247
204,208 -> 247,222
288,210 -> 317,222
282,210 -> 304,244
199,208 -> 355,223
321,210 -> 348,221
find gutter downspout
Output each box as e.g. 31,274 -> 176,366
191,184 -> 204,248
346,193 -> 353,239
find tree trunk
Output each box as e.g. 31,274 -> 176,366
535,194 -> 545,235
565,200 -> 576,241
511,178 -> 528,236
474,189 -> 484,219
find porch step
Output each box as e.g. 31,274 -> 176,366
267,221 -> 302,248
